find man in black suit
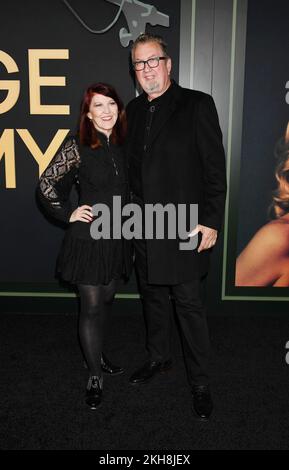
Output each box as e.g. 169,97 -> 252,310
126,34 -> 227,421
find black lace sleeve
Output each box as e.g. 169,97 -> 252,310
36,136 -> 81,223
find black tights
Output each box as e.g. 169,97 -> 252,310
78,280 -> 116,376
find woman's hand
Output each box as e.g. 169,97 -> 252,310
69,205 -> 93,223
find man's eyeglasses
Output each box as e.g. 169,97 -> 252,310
132,56 -> 167,71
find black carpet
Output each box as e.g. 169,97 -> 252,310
1,309 -> 289,450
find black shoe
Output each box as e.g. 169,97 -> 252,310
101,353 -> 125,376
85,375 -> 103,410
192,384 -> 213,421
83,353 -> 124,375
129,359 -> 172,385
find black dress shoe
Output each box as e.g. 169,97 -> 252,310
85,375 -> 103,410
101,353 -> 124,375
83,353 -> 124,375
129,359 -> 172,385
192,384 -> 213,421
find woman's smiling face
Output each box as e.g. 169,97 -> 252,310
87,93 -> 118,136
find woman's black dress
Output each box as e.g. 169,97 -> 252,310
37,133 -> 131,285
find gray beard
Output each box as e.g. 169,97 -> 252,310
144,81 -> 160,94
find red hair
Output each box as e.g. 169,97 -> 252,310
79,83 -> 126,148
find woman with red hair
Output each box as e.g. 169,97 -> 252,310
37,83 -> 131,410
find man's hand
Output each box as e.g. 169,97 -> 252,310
189,224 -> 218,253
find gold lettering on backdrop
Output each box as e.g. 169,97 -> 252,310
17,129 -> 70,175
28,49 -> 70,115
0,51 -> 20,114
0,129 -> 16,188
0,129 -> 70,188
0,49 -> 71,188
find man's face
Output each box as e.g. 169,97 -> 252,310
133,41 -> 172,98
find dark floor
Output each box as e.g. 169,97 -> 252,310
0,310 -> 289,450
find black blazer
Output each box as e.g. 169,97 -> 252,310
126,82 -> 227,284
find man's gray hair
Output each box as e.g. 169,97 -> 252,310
131,33 -> 169,58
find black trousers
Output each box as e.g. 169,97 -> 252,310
134,238 -> 210,387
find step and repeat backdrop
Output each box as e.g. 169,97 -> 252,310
1,0 -> 289,308
0,0 -> 180,297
